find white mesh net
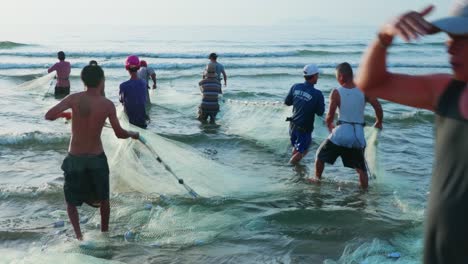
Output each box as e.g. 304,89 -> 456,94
102,106 -> 278,198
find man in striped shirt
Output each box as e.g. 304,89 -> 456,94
198,63 -> 222,124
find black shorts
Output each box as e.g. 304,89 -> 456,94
61,153 -> 109,207
316,139 -> 367,171
54,86 -> 70,99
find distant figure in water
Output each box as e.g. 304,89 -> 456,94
137,60 -> 156,108
47,51 -> 71,99
138,60 -> 157,90
355,1 -> 468,262
312,62 -> 383,189
45,64 -> 139,240
284,64 -> 325,164
198,63 -> 222,124
206,53 -> 227,87
119,55 -> 148,129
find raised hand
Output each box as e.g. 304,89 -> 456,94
380,5 -> 436,42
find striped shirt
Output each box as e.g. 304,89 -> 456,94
199,78 -> 222,113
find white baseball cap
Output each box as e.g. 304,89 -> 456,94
303,64 -> 319,76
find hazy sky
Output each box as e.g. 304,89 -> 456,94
1,0 -> 450,26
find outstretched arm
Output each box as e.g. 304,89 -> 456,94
366,97 -> 383,129
326,90 -> 339,133
47,63 -> 57,74
222,70 -> 227,86
317,91 -> 325,116
356,5 -> 451,111
108,103 -> 139,139
151,73 -> 157,89
284,86 -> 294,106
45,95 -> 72,120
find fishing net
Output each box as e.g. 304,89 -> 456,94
102,106 -> 277,198
220,99 -> 329,153
151,87 -> 199,112
17,72 -> 55,95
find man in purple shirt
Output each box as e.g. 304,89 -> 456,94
119,55 -> 148,129
48,51 -> 71,99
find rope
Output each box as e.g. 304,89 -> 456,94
138,136 -> 200,199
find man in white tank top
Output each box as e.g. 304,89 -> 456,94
311,62 -> 383,189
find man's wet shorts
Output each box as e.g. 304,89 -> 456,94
61,153 -> 109,207
289,126 -> 312,154
316,139 -> 367,171
198,106 -> 218,121
54,86 -> 70,99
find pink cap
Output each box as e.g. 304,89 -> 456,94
125,55 -> 140,70
140,60 -> 147,67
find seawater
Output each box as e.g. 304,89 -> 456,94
0,25 -> 449,263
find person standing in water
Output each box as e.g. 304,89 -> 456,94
119,55 -> 148,129
284,64 -> 325,164
137,60 -> 156,108
47,51 -> 71,99
207,53 -> 227,87
198,63 -> 222,124
138,60 -> 157,90
355,1 -> 468,262
45,64 -> 139,240
312,62 -> 383,189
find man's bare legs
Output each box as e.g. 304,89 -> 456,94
67,200 -> 110,240
67,203 -> 83,240
290,149 -> 308,164
309,158 -> 325,184
100,200 -> 110,232
356,168 -> 368,189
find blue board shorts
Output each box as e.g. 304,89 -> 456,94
61,153 -> 109,207
289,126 -> 312,154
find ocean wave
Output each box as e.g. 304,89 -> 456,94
0,49 -> 363,59
0,131 -> 69,146
394,41 -> 445,47
381,110 -> 434,124
0,183 -> 62,201
0,73 -> 43,81
297,49 -> 361,56
0,61 -> 451,70
0,41 -> 29,49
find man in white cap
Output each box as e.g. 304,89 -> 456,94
312,62 -> 383,189
284,64 -> 325,164
356,1 -> 468,262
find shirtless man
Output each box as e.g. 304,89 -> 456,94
47,51 -> 71,99
45,64 -> 139,240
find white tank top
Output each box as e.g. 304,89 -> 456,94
328,87 -> 366,148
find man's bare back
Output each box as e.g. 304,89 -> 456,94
45,90 -> 138,155
69,92 -> 112,154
